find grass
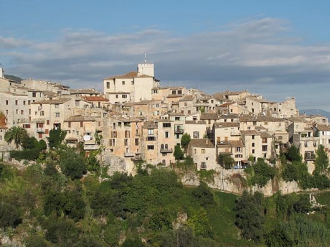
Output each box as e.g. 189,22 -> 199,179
208,191 -> 263,246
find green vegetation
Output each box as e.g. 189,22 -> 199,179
281,145 -> 330,190
2,136 -> 330,246
47,127 -> 67,149
217,153 -> 235,169
181,133 -> 191,154
4,126 -> 28,148
245,158 -> 275,187
174,144 -> 184,160
314,145 -> 329,175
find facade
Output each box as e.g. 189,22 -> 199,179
103,63 -> 160,103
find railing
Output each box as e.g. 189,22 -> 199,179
83,144 -> 99,150
160,148 -> 173,153
174,129 -> 184,134
305,152 -> 316,161
36,128 -> 44,133
124,152 -> 135,157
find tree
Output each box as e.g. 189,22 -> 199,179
217,154 -> 235,169
174,145 -> 184,160
181,133 -> 191,154
192,182 -> 215,206
285,145 -> 302,163
234,191 -> 264,241
251,158 -> 276,187
314,145 -> 329,175
47,127 -> 67,149
4,126 -> 27,148
21,135 -> 38,150
60,148 -> 86,179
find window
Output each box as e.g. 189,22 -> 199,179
116,95 -> 118,98
175,117 -> 180,121
5,100 -> 8,105
21,110 -> 24,115
194,149 -> 197,154
200,162 -> 207,170
16,109 -> 18,114
171,90 -> 176,95
135,138 -> 139,146
107,81 -> 110,88
147,145 -> 154,150
122,81 -> 125,85
147,136 -> 156,141
262,145 -> 268,152
236,147 -> 241,152
15,100 -> 18,105
47,120 -> 50,125
55,104 -> 59,108
252,149 -> 255,154
109,139 -> 116,146
252,143 -> 255,147
124,139 -> 128,146
252,135 -> 255,139
201,149 -> 205,154
148,129 -> 154,135
125,130 -> 130,138
193,131 -> 199,138
122,95 -> 128,98
163,123 -> 171,128
111,131 -> 117,138
178,90 -> 182,94
80,122 -> 83,127
262,138 -> 267,143
165,131 -> 169,138
55,112 -> 60,118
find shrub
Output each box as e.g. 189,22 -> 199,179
10,149 -> 40,161
0,201 -> 22,228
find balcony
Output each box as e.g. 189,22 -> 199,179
305,152 -> 315,161
37,128 -> 45,133
124,152 -> 135,157
174,128 -> 184,134
84,144 -> 99,150
160,148 -> 173,153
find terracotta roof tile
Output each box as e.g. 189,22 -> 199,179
190,139 -> 214,148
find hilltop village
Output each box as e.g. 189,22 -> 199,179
0,62 -> 329,173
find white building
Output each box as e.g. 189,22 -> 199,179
104,62 -> 160,103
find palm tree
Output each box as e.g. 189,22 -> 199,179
4,126 -> 27,148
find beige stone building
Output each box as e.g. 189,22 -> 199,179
188,138 -> 216,170
184,120 -> 207,140
241,130 -> 273,161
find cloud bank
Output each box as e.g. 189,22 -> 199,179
1,18 -> 330,110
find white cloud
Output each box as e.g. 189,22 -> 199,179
2,17 -> 330,110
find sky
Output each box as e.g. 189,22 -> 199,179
1,0 -> 330,111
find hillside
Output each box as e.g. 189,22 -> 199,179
300,108 -> 330,121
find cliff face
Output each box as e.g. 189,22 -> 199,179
179,167 -> 302,196
102,151 -> 137,177
101,155 -> 303,196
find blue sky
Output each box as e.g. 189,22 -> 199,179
1,0 -> 330,111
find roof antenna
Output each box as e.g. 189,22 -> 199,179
144,54 -> 147,63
